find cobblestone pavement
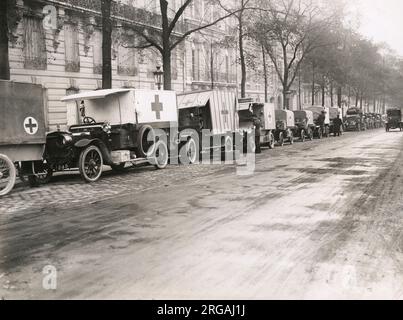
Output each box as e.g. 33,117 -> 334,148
0,162 -> 230,214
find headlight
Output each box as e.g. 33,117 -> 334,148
103,122 -> 112,134
61,134 -> 73,145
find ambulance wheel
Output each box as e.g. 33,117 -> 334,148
268,132 -> 275,149
138,125 -> 156,158
110,163 -> 126,172
308,129 -> 314,141
278,132 -> 284,146
300,130 -> 306,142
185,137 -> 198,164
0,154 -> 16,196
153,140 -> 169,169
79,145 -> 103,183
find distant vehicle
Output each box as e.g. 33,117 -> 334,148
274,110 -> 295,146
177,90 -> 239,160
305,106 -> 330,138
238,99 -> 276,151
0,80 -> 48,196
293,110 -> 315,141
385,107 -> 403,132
344,107 -> 365,131
46,88 -> 178,183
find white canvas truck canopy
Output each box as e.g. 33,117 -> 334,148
61,89 -> 178,126
177,90 -> 239,135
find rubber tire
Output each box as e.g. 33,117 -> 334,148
138,125 -> 155,158
185,137 -> 198,164
79,145 -> 103,183
300,129 -> 305,142
0,154 -> 16,196
153,140 -> 169,169
268,132 -> 275,149
308,128 -> 314,141
278,132 -> 284,146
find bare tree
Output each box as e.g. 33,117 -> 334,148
251,0 -> 338,109
130,0 -> 240,90
0,0 -> 10,80
101,0 -> 112,89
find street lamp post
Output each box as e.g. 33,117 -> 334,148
153,66 -> 164,90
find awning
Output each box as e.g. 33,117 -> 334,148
61,88 -> 131,102
177,91 -> 212,109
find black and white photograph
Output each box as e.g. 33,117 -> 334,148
1,0 -> 403,304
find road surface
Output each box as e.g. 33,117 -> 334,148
1,128 -> 403,299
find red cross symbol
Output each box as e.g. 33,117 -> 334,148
151,95 -> 163,120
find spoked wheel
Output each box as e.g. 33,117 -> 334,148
268,131 -> 275,149
152,140 -> 169,169
278,132 -> 284,146
0,154 -> 16,196
308,128 -> 314,141
184,137 -> 198,164
79,145 -> 103,183
300,129 -> 305,142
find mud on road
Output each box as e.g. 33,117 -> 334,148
1,129 -> 403,299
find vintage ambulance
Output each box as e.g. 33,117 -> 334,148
177,90 -> 239,162
274,110 -> 295,146
293,110 -> 315,141
47,88 -> 178,182
0,80 -> 49,195
238,98 -> 276,150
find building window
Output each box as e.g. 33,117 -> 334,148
23,16 -> 47,70
117,43 -> 137,76
64,23 -> 80,72
93,30 -> 102,74
147,48 -> 159,78
192,45 -> 199,81
171,48 -> 178,80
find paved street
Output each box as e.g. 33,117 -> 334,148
1,128 -> 403,299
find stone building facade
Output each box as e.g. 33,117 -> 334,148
6,0 -> 294,131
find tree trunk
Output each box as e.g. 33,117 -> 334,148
311,63 -> 315,105
283,89 -> 288,110
101,0 -> 112,89
321,84 -> 325,107
0,0 -> 10,80
238,13 -> 246,98
298,68 -> 301,110
211,42 -> 214,89
337,86 -> 342,107
330,82 -> 334,107
162,49 -> 172,90
262,45 -> 268,103
355,92 -> 359,107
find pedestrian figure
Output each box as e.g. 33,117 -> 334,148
333,115 -> 343,137
318,110 -> 326,136
253,114 -> 262,154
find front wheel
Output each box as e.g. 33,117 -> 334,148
152,140 -> 169,169
268,131 -> 275,149
185,137 -> 198,164
79,145 -> 103,183
278,132 -> 284,146
0,154 -> 16,196
300,129 -> 305,142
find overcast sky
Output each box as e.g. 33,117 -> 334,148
348,0 -> 403,55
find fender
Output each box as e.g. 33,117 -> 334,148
74,139 -> 113,165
